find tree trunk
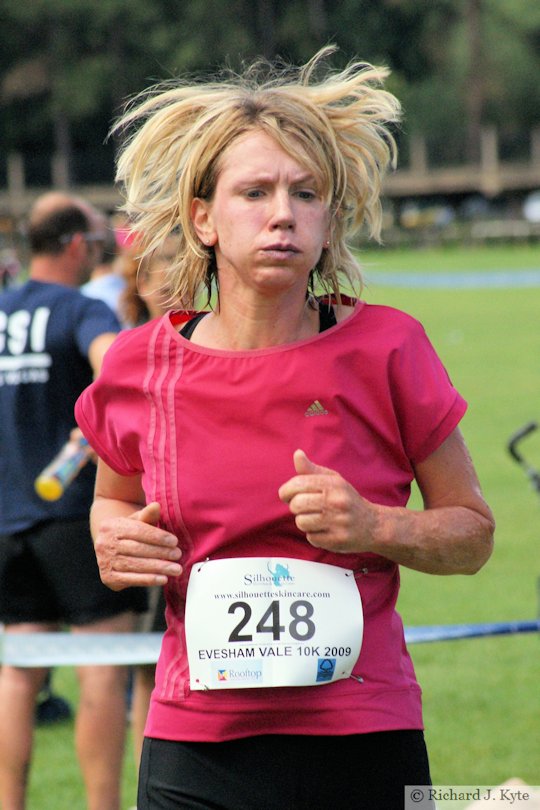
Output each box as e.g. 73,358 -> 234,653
308,0 -> 327,39
464,0 -> 484,163
49,17 -> 73,187
52,111 -> 72,189
257,0 -> 276,58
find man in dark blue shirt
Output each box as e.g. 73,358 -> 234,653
0,192 -> 146,810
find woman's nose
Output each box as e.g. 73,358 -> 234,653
269,191 -> 295,229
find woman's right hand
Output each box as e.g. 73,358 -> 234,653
94,501 -> 183,591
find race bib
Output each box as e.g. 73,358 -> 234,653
185,557 -> 363,690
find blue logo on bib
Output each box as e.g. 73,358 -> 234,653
267,562 -> 291,586
316,658 -> 336,682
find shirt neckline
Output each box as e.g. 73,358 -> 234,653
162,299 -> 365,358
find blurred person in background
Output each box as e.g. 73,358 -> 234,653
81,218 -> 127,320
0,250 -> 22,290
119,234 -> 178,327
1,238 -> 74,729
0,191 -> 147,810
76,50 -> 494,810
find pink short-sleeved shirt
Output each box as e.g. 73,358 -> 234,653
76,301 -> 467,741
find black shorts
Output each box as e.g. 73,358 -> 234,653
0,518 -> 147,625
138,730 -> 433,810
137,585 -> 167,634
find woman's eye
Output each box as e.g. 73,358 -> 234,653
296,190 -> 316,200
245,189 -> 264,199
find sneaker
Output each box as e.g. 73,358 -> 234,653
35,693 -> 73,725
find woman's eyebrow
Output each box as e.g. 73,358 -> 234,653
232,171 -> 319,187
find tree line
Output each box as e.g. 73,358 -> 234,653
1,0 -> 539,188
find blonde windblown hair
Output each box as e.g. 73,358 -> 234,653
112,46 -> 401,308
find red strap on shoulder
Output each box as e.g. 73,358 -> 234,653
318,294 -> 358,307
170,310 -> 200,326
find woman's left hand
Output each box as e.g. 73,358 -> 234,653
279,432 -> 495,575
278,449 -> 377,553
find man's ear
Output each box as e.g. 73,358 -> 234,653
190,198 -> 217,247
65,232 -> 86,257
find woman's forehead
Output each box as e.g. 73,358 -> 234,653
216,128 -> 326,185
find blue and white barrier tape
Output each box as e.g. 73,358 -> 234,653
404,619 -> 540,645
0,632 -> 163,667
0,621 -> 538,667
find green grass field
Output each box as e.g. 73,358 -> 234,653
29,243 -> 540,808
361,243 -> 540,788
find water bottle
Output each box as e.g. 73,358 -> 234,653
34,436 -> 92,501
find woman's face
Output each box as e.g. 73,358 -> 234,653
191,129 -> 331,299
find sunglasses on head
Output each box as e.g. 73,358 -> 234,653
59,231 -> 106,245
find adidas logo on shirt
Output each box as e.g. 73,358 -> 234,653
305,400 -> 329,417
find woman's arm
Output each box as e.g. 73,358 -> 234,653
370,428 -> 494,574
278,428 -> 495,575
90,459 -> 182,591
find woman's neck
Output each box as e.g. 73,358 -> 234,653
192,289 -> 319,350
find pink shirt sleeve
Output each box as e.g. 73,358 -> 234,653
75,329 -> 146,476
388,316 -> 467,463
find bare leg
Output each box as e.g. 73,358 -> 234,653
0,624 -> 53,810
73,612 -> 135,810
130,664 -> 156,770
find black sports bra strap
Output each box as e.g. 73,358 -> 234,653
318,304 -> 337,332
180,303 -> 337,340
179,311 -> 207,339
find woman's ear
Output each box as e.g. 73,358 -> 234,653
324,210 -> 334,247
191,198 -> 217,247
